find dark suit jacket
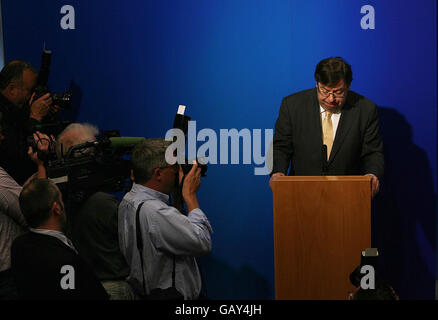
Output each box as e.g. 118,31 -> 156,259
272,88 -> 384,180
0,92 -> 38,185
11,231 -> 109,300
71,192 -> 130,281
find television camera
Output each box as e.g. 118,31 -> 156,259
46,131 -> 144,203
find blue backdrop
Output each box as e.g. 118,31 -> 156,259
2,0 -> 436,299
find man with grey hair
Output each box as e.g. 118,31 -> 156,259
55,123 -> 134,300
56,122 -> 99,158
119,138 -> 212,300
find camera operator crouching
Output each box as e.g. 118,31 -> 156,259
56,123 -> 134,300
118,139 -> 213,300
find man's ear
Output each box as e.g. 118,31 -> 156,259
152,167 -> 161,181
52,201 -> 61,216
130,169 -> 135,181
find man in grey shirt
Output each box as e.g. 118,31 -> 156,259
119,139 -> 212,300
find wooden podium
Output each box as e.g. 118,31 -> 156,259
271,176 -> 371,300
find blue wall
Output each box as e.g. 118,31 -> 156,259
2,0 -> 436,299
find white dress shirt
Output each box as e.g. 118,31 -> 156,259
29,228 -> 78,253
320,105 -> 341,139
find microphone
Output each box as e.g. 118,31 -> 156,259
61,137 -> 146,159
108,137 -> 145,148
322,144 -> 328,175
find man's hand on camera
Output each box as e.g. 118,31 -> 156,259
28,131 -> 53,179
48,104 -> 61,117
28,131 -> 51,164
181,160 -> 201,212
29,93 -> 55,122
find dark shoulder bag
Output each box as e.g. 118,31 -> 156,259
136,201 -> 184,300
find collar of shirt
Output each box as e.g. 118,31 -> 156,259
319,105 -> 342,115
320,105 -> 341,138
130,183 -> 170,204
29,228 -> 78,253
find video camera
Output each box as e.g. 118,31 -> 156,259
47,131 -> 144,203
43,106 -> 206,205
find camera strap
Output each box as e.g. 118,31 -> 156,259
135,201 -> 176,295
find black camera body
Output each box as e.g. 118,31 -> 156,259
34,49 -> 72,110
349,248 -> 379,287
180,161 -> 207,176
173,107 -> 207,177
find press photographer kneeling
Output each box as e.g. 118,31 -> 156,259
118,138 -> 213,300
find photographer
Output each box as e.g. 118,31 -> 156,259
0,60 -> 59,185
56,123 -> 134,300
0,130 -> 51,300
118,139 -> 213,300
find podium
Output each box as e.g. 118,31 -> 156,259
271,176 -> 371,300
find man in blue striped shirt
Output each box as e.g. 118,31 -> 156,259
118,139 -> 213,300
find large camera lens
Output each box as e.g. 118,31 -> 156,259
52,92 -> 73,110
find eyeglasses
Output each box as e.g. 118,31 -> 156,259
317,84 -> 347,98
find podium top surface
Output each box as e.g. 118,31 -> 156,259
271,176 -> 371,182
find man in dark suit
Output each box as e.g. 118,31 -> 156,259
0,60 -> 58,184
11,178 -> 108,300
270,57 -> 384,196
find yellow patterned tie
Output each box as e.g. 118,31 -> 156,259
322,111 -> 334,159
